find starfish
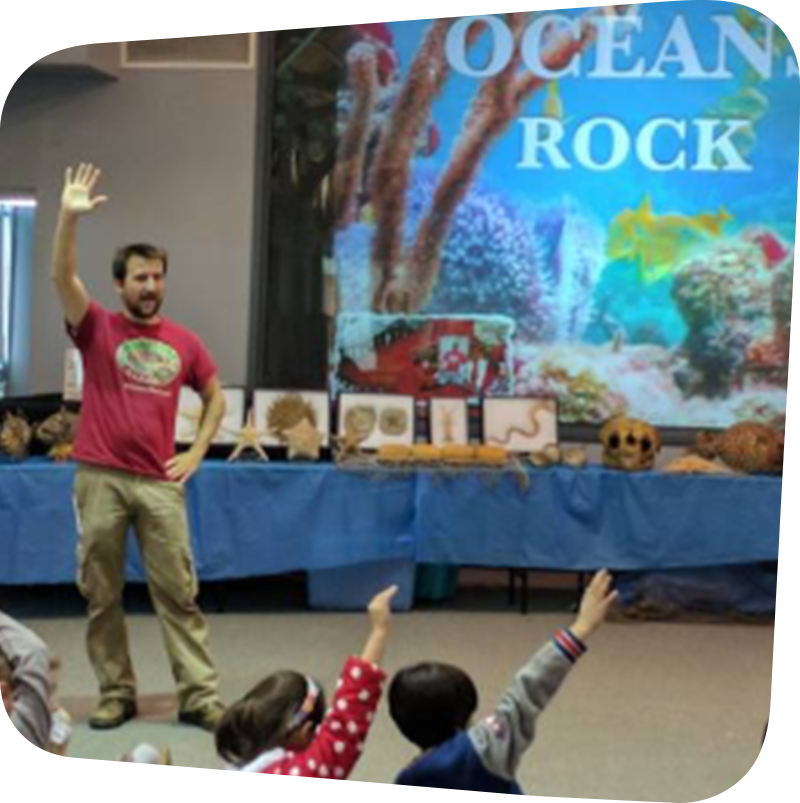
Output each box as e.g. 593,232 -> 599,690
283,417 -> 324,461
227,409 -> 270,462
333,426 -> 367,462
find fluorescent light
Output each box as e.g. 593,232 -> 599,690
0,199 -> 37,209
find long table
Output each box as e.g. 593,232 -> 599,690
0,460 -> 782,585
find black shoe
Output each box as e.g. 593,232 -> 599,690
178,704 -> 225,732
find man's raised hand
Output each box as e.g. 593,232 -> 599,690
61,163 -> 108,216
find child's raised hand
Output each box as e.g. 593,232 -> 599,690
368,585 -> 399,631
571,569 -> 618,643
361,586 -> 398,665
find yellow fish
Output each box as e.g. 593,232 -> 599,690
607,196 -> 733,283
543,81 -> 575,126
544,81 -> 564,121
643,195 -> 731,236
359,203 -> 375,225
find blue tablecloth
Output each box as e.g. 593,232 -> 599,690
414,467 -> 782,571
0,460 -> 782,585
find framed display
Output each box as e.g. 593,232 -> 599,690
337,392 -> 415,451
482,397 -> 558,453
429,398 -> 469,447
175,387 -> 245,445
252,390 -> 330,447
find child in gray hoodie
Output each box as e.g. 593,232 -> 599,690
0,610 -> 53,749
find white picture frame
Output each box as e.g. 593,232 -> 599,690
175,387 -> 245,445
429,398 -> 469,447
338,393 -> 415,451
63,348 -> 84,402
252,390 -> 331,447
482,397 -> 558,453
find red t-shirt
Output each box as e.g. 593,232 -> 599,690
68,301 -> 217,480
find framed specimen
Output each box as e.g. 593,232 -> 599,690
175,387 -> 245,445
482,397 -> 558,453
337,392 -> 415,451
253,390 -> 330,447
429,398 -> 469,447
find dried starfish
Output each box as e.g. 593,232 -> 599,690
283,417 -> 324,461
227,409 -> 269,462
333,426 -> 368,462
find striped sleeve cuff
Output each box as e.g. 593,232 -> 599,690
552,628 -> 587,663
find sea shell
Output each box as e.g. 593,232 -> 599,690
561,447 -> 588,469
345,406 -> 376,439
379,407 -> 408,436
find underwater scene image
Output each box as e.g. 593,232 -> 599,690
331,2 -> 798,427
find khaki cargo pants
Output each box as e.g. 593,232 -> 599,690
73,464 -> 219,714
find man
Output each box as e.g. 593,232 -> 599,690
51,163 -> 226,731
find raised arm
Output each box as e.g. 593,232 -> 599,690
51,163 -> 108,327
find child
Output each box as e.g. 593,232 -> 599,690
389,569 -> 618,794
216,585 -> 397,778
45,655 -> 73,757
0,610 -> 53,749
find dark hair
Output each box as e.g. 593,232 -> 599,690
215,670 -> 327,767
389,662 -> 478,750
112,243 -> 169,282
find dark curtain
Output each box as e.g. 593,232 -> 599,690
248,29 -> 343,390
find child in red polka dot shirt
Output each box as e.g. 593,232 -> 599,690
216,586 -> 397,779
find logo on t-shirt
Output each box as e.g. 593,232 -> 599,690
116,338 -> 182,388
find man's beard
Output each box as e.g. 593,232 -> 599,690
124,295 -> 163,321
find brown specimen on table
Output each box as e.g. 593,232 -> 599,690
695,422 -> 783,475
227,408 -> 270,463
267,394 -> 318,442
0,411 -> 34,460
36,408 -> 80,462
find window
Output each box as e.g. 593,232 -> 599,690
0,198 -> 36,397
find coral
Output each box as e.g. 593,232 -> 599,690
334,8 -> 636,314
0,411 -> 33,460
745,337 -> 788,378
771,252 -> 793,334
672,240 -> 775,399
334,43 -> 379,229
531,200 -> 607,341
695,422 -> 783,474
409,176 -> 549,336
334,177 -> 606,342
36,409 -> 80,462
535,360 -> 628,422
732,397 -> 785,429
600,416 -> 661,472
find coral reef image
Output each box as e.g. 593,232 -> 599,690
331,6 -> 797,427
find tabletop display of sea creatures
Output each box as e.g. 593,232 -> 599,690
0,408 -> 80,462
